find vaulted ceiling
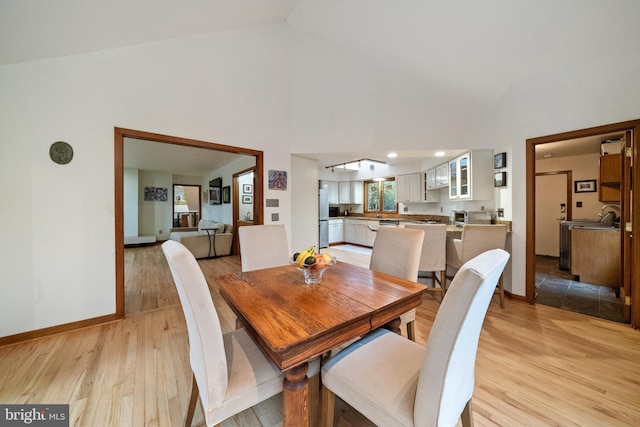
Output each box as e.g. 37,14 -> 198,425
3,0 -> 639,170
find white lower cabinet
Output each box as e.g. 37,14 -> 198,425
328,219 -> 344,244
343,219 -> 377,247
344,219 -> 356,243
354,221 -> 367,245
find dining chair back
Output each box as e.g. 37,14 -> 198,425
162,240 -> 285,427
447,224 -> 508,307
404,223 -> 448,298
369,226 -> 425,341
320,249 -> 510,427
238,224 -> 290,272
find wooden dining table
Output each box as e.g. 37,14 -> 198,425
215,260 -> 426,427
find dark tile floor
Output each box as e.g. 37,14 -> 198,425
535,255 -> 624,323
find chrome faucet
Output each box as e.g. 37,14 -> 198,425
598,204 -> 620,218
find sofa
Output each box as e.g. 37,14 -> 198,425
169,219 -> 233,258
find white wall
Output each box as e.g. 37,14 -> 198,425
492,61 -> 640,297
2,19 -> 639,338
0,24 -> 290,337
291,155 -> 319,253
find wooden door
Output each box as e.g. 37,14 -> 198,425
535,172 -> 571,257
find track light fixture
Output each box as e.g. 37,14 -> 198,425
325,158 -> 386,171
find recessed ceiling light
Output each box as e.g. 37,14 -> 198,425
387,152 -> 397,158
435,151 -> 445,157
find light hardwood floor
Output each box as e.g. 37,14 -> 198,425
1,244 -> 639,426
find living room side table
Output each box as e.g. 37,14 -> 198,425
201,228 -> 218,258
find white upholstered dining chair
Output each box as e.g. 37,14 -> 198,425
446,224 -> 508,308
369,226 -> 425,341
404,223 -> 448,299
321,249 -> 510,427
238,224 -> 290,272
161,240 -> 319,427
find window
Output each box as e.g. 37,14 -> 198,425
365,178 -> 397,214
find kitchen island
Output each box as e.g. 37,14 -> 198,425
571,227 -> 621,288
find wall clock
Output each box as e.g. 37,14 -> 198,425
49,141 -> 73,165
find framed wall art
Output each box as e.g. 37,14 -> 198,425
222,186 -> 231,204
242,195 -> 252,204
574,179 -> 597,193
144,187 -> 168,201
268,169 -> 287,190
243,184 -> 252,194
494,152 -> 507,169
494,172 -> 507,187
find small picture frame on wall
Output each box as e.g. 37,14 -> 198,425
243,184 -> 253,194
222,186 -> 231,204
268,169 -> 287,190
494,152 -> 507,169
574,179 -> 597,193
494,172 -> 507,187
242,195 -> 252,204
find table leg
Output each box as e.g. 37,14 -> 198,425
382,316 -> 401,335
283,362 -> 310,427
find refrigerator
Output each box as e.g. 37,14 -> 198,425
319,188 -> 329,248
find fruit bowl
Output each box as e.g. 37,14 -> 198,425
289,254 -> 337,285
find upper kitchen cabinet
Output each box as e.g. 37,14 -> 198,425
351,180 -> 364,204
339,181 -> 351,203
435,163 -> 449,187
396,173 -> 422,202
599,153 -> 621,202
448,150 -> 493,200
426,163 -> 449,190
320,180 -> 339,204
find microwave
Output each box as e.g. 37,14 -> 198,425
451,210 -> 492,226
451,210 -> 467,226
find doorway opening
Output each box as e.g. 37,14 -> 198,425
114,127 -> 264,318
526,119 -> 639,328
173,184 -> 201,229
232,167 -> 256,256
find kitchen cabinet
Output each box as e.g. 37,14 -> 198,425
425,163 -> 449,190
354,220 -> 367,245
448,150 -> 493,200
339,181 -> 351,203
351,181 -> 364,204
435,163 -> 449,187
344,219 -> 356,243
571,228 -> 620,287
328,219 -> 343,244
421,172 -> 441,203
425,169 -> 437,190
321,180 -> 339,204
396,173 -> 422,202
599,154 -> 621,202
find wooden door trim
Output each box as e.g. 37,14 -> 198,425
526,119 -> 640,328
114,127 -> 264,318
